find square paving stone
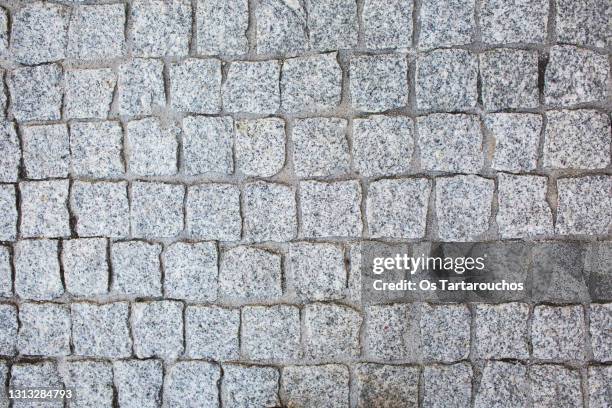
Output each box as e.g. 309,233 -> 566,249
11,362 -> 63,408
19,163 -> 67,218
585,242 -> 612,301
473,302 -> 529,359
352,115 -> 414,177
532,305 -> 586,361
164,242 -> 218,302
61,361 -> 113,408
590,303 -> 612,362
9,64 -> 62,122
303,303 -> 361,359
71,302 -> 131,358
241,305 -> 300,361
420,304 -> 470,362
589,366 -> 612,408
131,182 -> 184,238
544,45 -> 609,106
14,239 -> 63,300
221,364 -> 280,408
17,303 -> 70,357
435,175 -> 494,241
71,181 -> 129,237
22,124 -> 70,179
289,242 -> 346,301
132,301 -> 184,359
423,363 -> 472,408
282,365 -> 349,408
419,0 -> 475,49
183,116 -> 234,175
556,176 -> 612,235
0,304 -> 17,355
0,122 -> 19,182
497,174 -> 553,238
480,0 -> 548,44
544,110 -> 610,170
196,0 -> 248,56
186,306 -> 239,360
556,0 -> 610,48
114,360 -> 163,408
111,241 -> 162,297
70,121 -> 124,178
164,362 -> 220,408
281,52 -> 342,113
354,364 -> 419,408
416,49 -> 478,111
62,238 -> 108,297
187,184 -> 241,241
350,54 -> 409,112
130,0 -> 191,57
292,117 -> 349,178
255,0 -> 308,56
300,180 -> 363,238
0,246 -> 11,296
117,58 -> 165,116
364,304 -> 421,361
68,4 -> 126,60
222,60 -> 280,114
485,113 -> 542,172
236,118 -> 286,177
243,181 -> 297,242
367,178 -> 430,239
362,0 -> 412,49
417,114 -> 484,173
219,246 -> 282,301
0,185 -> 17,241
480,49 -> 539,111
127,118 -> 178,176
474,362 -> 529,408
530,364 -> 583,408
10,2 -> 69,64
307,0 -> 358,51
170,58 -> 222,113
64,68 -> 116,119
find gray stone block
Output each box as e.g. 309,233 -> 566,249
15,239 -> 63,300
132,301 -> 184,359
480,0 -> 548,44
9,64 -> 62,122
0,246 -> 11,297
419,0 -> 475,49
303,303 -> 361,359
111,241 -> 162,297
196,0 -> 248,56
585,242 -> 612,301
68,4 -> 126,60
364,304 -> 421,361
282,365 -> 349,408
72,302 -> 132,358
71,181 -> 129,238
183,116 -> 234,175
474,362 -> 529,408
60,361 -> 113,408
113,360 -> 163,408
186,306 -> 239,360
63,238 -> 108,297
590,303 -> 612,362
420,304 -> 470,362
0,8 -> 7,53
131,181 -> 184,238
307,0 -> 358,51
65,68 -> 116,119
10,362 -> 63,408
164,242 -> 218,302
22,124 -> 70,179
243,181 -> 297,242
170,58 -> 222,113
17,302 -> 70,356
241,305 -> 300,361
362,0 -> 412,49
0,304 -> 17,355
350,54 -> 409,112
589,366 -> 612,408
556,176 -> 612,235
530,364 -> 583,408
222,60 -> 280,114
221,364 -> 280,408
0,185 -> 16,241
485,113 -> 542,172
117,58 -> 165,116
473,302 -> 530,359
289,242 -> 346,301
127,118 -> 178,176
423,363 -> 472,408
255,0 -> 308,56
0,122 -> 19,182
556,0 -> 610,48
355,364 -> 419,408
187,183 -> 241,241
70,121 -> 124,178
236,118 -> 286,177
532,305 -> 586,361
164,362 -> 220,408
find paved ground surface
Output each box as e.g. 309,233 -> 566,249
0,0 -> 610,406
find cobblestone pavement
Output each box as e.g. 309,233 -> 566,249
0,0 -> 610,407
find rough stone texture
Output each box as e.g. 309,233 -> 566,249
223,60 -> 280,114
0,304 -> 17,355
221,364 -> 280,408
0,246 -> 11,297
236,118 -> 286,177
289,242 -> 346,301
111,241 -> 162,297
117,58 -> 165,116
480,0 -> 549,44
292,117 -> 350,178
544,45 -> 609,107
132,301 -> 184,359
544,110 -> 610,169
10,362 -> 63,408
68,4 -> 126,60
0,185 -> 17,241
71,302 -> 131,358
64,68 -> 115,119
590,303 -> 612,362
9,64 -> 63,122
556,0 -> 611,48
70,121 -> 124,178
164,242 -> 218,302
589,366 -> 612,408
17,302 -> 70,356
303,303 -> 362,359
307,0 -> 358,51
14,239 -> 63,300
556,176 -> 612,235
364,304 -> 421,361
585,242 -> 612,301
186,306 -> 239,360
420,304 -> 470,362
182,116 -> 234,175
62,238 -> 108,297
474,362 -> 530,408
164,362 -> 220,408
473,303 -> 530,359
530,364 -> 583,407
354,364 -> 419,408
127,118 -> 178,176
113,360 -> 163,408
243,181 -> 297,242
435,175 -> 494,241
187,183 -> 241,241
131,181 -> 184,238
419,0 -> 475,49
169,58 -> 221,113
255,0 -> 308,56
22,124 -> 70,179
484,113 -> 542,172
0,122 -> 19,182
282,365 -> 349,408
350,54 -> 409,112
362,0 -> 412,49
241,305 -> 300,361
71,181 -> 130,238
423,363 -> 472,408
61,361 -> 114,408
532,305 -> 586,361
196,0 -> 248,56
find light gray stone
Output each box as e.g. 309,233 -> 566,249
355,364 -> 419,408
0,246 -> 11,297
111,241 -> 162,297
117,58 -> 165,116
485,113 -> 542,172
480,49 -> 539,111
307,0 -> 358,51
61,361 -> 113,408
164,242 -> 218,302
17,302 -> 70,356
114,360 -> 163,408
0,122 -> 19,182
0,8 -> 7,53
292,117 -> 349,178
62,238 -> 108,297
589,366 -> 612,408
303,303 -> 362,359
223,60 -> 281,115
362,0 -> 412,49
64,68 -> 116,119
590,303 -> 612,362
219,246 -> 282,301
475,362 -> 530,408
10,362 -> 63,408
131,181 -> 184,238
9,64 -> 62,122
241,305 -> 300,361
196,0 -> 248,56
367,178 -> 431,239
544,110 -> 610,169
187,184 -> 241,241
0,185 -> 16,241
71,302 -> 131,358
14,239 -> 63,300
164,362 -> 220,408
532,305 -> 586,361
530,365 -> 583,408
282,365 -> 349,408
423,363 -> 472,408
281,52 -> 342,112
183,116 -> 234,175
71,181 -> 129,238
127,118 -> 178,176
243,181 -> 297,242
473,302 -> 530,359
497,174 -> 554,238
130,0 -> 191,57
0,304 -> 17,355
585,242 -> 612,301
221,364 -> 280,408
365,304 -> 421,361
0,361 -> 5,407
256,0 -> 308,56
132,301 -> 184,359
289,242 -> 346,301
544,45 -> 609,106
22,124 -> 70,179
186,306 -> 239,360
419,0 -> 475,49
70,121 -> 124,178
435,175 -> 494,241
417,114 -> 484,173
236,118 -> 286,177
68,4 -> 126,60
416,49 -> 478,111
420,304 -> 470,362
480,0 -> 548,44
557,0 -> 611,48
170,58 -> 222,113
556,176 -> 612,235
350,54 -> 409,112
300,180 -> 363,238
